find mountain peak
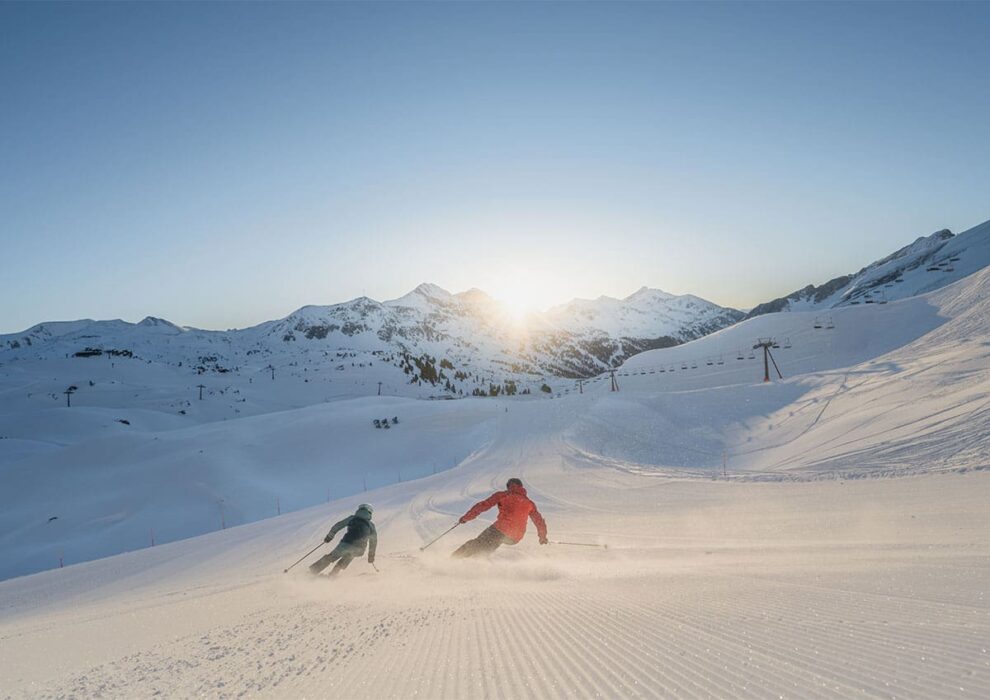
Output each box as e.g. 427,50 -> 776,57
624,287 -> 675,302
385,282 -> 454,308
412,282 -> 452,298
138,316 -> 182,332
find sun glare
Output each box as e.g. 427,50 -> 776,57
495,288 -> 538,323
487,272 -> 564,328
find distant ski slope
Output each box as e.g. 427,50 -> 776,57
570,266 -> 990,478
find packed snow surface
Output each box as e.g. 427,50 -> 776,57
2,269 -> 990,697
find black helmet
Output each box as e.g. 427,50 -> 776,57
506,478 -> 523,489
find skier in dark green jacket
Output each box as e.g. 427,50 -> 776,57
309,503 -> 377,577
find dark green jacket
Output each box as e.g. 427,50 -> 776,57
326,514 -> 377,561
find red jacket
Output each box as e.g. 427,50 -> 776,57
460,483 -> 547,543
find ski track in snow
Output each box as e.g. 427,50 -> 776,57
3,416 -> 988,699
9,539 -> 988,699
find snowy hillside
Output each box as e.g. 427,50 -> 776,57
1,264 -> 988,698
747,217 -> 990,317
574,266 -> 990,479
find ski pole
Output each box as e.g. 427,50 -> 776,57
549,540 -> 608,550
371,562 -> 380,573
420,522 -> 460,551
283,541 -> 325,573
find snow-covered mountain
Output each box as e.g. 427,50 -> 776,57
0,285 -> 743,396
6,218 -> 990,402
747,218 -> 990,318
547,287 -> 741,340
241,282 -> 744,381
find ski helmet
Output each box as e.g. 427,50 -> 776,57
356,503 -> 374,517
506,478 -> 523,489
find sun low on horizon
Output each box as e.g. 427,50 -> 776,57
483,270 -> 574,324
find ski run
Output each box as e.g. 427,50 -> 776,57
2,267 -> 990,698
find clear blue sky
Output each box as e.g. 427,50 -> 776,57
2,1 -> 988,332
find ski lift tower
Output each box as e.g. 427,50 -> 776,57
753,338 -> 784,383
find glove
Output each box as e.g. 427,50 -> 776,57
368,556 -> 375,564
539,537 -> 549,545
458,516 -> 468,524
324,534 -> 332,543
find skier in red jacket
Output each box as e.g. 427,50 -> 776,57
452,478 -> 548,558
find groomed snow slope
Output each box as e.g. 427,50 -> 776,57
1,271 -> 989,698
571,267 -> 990,478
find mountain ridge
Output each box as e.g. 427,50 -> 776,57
746,219 -> 990,318
0,285 -> 743,388
5,217 -> 989,389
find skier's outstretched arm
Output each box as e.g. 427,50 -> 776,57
530,508 -> 548,544
368,523 -> 378,563
324,516 -> 351,542
459,491 -> 504,523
